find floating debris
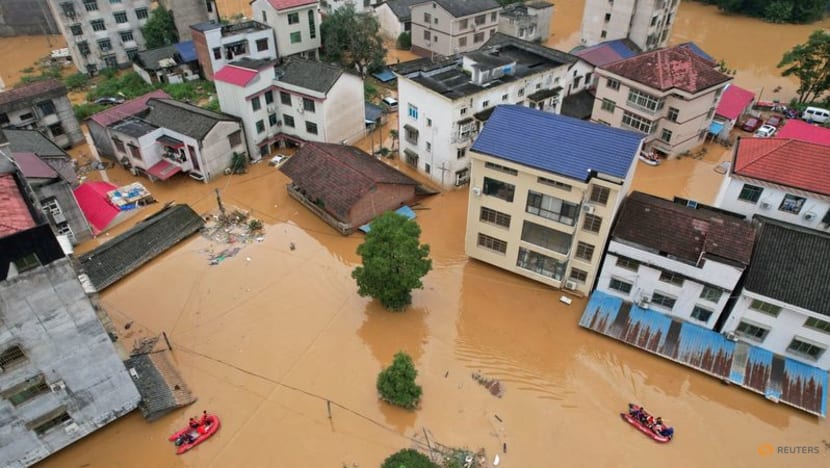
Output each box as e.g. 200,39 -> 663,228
209,247 -> 241,265
472,372 -> 504,398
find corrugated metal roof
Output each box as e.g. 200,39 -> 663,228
214,65 -> 259,86
470,105 -> 643,181
89,90 -> 170,127
716,84 -> 755,121
174,40 -> 197,63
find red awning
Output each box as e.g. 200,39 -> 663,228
157,135 -> 184,148
147,160 -> 182,180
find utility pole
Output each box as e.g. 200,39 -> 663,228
215,188 -> 226,215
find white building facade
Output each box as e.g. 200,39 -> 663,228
251,0 -> 321,60
580,0 -> 680,51
190,20 -> 277,81
410,0 -> 501,56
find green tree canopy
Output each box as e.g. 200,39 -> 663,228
696,0 -> 828,23
142,7 -> 178,49
377,352 -> 423,409
381,449 -> 438,468
320,4 -> 387,76
778,30 -> 830,104
351,212 -> 432,311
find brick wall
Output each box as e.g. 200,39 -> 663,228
191,29 -> 214,80
348,183 -> 416,228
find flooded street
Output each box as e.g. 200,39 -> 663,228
0,35 -> 65,88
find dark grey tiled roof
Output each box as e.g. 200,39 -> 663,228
744,217 -> 830,317
4,129 -> 68,158
135,45 -> 178,71
417,0 -> 500,17
190,21 -> 222,32
230,57 -> 276,70
143,98 -> 239,140
561,89 -> 595,120
382,0 -> 423,20
125,350 -> 196,421
111,118 -> 158,138
78,204 -> 204,292
275,59 -> 345,94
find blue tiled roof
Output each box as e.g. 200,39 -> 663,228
471,106 -> 643,181
607,39 -> 639,59
679,42 -> 714,63
175,41 -> 197,63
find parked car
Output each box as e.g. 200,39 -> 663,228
94,96 -> 125,106
766,115 -> 783,128
741,117 -> 762,132
381,96 -> 398,112
754,124 -> 777,138
268,154 -> 288,167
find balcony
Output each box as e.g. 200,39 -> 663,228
520,220 -> 572,256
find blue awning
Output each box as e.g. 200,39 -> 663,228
359,206 -> 416,233
372,69 -> 397,83
709,120 -> 725,135
174,41 -> 197,63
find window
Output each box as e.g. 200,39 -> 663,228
37,101 -> 56,116
228,130 -> 242,148
779,194 -> 805,214
78,41 -> 90,56
109,0 -> 121,3
128,143 -> 142,161
32,410 -> 72,436
136,8 -> 148,19
280,92 -> 291,105
457,147 -> 466,159
590,186 -> 610,205
609,278 -> 633,294
660,129 -> 672,143
0,345 -> 26,370
480,207 -> 510,228
667,107 -> 679,122
290,31 -> 301,44
269,113 -> 278,126
98,39 -> 112,53
83,0 -> 98,12
91,19 -> 105,31
615,257 -> 640,271
256,120 -> 265,133
576,242 -> 594,262
749,299 -> 781,317
459,37 -> 467,48
256,38 -> 269,52
264,90 -> 274,105
481,100 -> 490,109
426,142 -> 431,152
570,268 -> 588,283
650,15 -> 658,26
804,317 -> 830,334
70,24 -> 83,36
582,214 -> 602,233
691,306 -> 713,323
426,118 -> 432,127
13,253 -> 40,273
501,93 -> 508,102
484,162 -> 517,176
621,111 -> 653,134
251,96 -> 261,111
114,11 -> 128,23
737,184 -> 763,203
112,137 -> 126,152
61,2 -> 76,17
478,233 -> 507,254
601,99 -> 616,112
308,10 -> 316,39
651,292 -> 676,310
606,78 -> 620,90
126,48 -> 138,60
423,30 -> 431,41
491,12 -> 497,21
516,247 -> 566,280
526,191 -> 579,226
483,177 -> 515,202
19,112 -> 34,121
460,19 -> 468,29
787,338 -> 825,360
659,271 -> 684,287
408,104 -> 418,119
604,13 -> 611,21
283,115 -> 295,128
474,32 -> 485,43
48,123 -> 65,137
424,12 -> 431,23
213,47 -> 221,60
521,221 -> 572,254
700,286 -> 722,303
627,89 -> 664,113
303,98 -> 316,113
475,14 -> 486,25
305,121 -> 318,135
288,12 -> 300,24
6,376 -> 50,406
404,125 -> 418,143
538,177 -> 571,191
822,209 -> 830,225
120,30 -> 133,42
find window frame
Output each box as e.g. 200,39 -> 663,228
575,242 -> 594,262
482,177 -> 515,203
582,213 -> 602,233
477,233 -> 507,254
651,291 -> 677,310
609,277 -> 633,294
690,306 -> 713,324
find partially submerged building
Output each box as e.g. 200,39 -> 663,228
190,19 -> 277,81
497,1 -> 553,43
0,79 -> 83,149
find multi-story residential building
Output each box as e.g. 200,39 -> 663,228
251,0 -> 321,60
713,138 -> 830,231
497,1 -> 553,43
597,191 -> 755,329
580,0 -> 680,51
190,20 -> 277,81
394,33 -> 592,188
157,0 -> 217,41
592,44 -> 731,157
465,105 -> 644,295
47,0 -> 151,74
0,79 -> 83,149
374,0 -> 420,39
214,58 -> 365,159
720,217 -> 830,370
0,0 -> 59,37
322,0 -> 380,15
410,0 -> 501,56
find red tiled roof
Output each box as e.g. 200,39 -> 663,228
733,138 -> 830,196
0,173 -> 36,238
266,0 -> 317,10
602,44 -> 731,94
13,152 -> 58,179
73,181 -> 120,234
715,85 -> 755,121
279,143 -> 418,222
89,90 -> 170,127
775,120 -> 830,147
0,79 -> 65,107
613,191 -> 756,265
214,65 -> 259,87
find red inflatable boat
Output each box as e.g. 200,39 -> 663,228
621,404 -> 673,443
168,414 -> 220,454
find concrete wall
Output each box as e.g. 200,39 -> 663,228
580,0 -> 678,51
0,94 -> 83,149
35,182 -> 93,244
0,258 -> 140,468
0,0 -> 58,37
158,0 -> 218,41
201,120 -> 245,181
348,183 -> 415,227
87,120 -> 115,161
215,69 -> 272,158
202,25 -> 276,81
322,72 -> 366,145
252,0 -> 320,59
374,3 -> 405,40
498,4 -> 553,43
411,3 -> 500,56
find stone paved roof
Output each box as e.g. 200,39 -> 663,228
275,59 -> 345,94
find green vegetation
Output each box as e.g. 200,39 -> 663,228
778,30 -> 830,104
15,64 -> 63,87
364,82 -> 379,101
376,352 -> 422,409
396,32 -> 411,50
352,212 -> 432,311
695,0 -> 828,24
64,72 -> 90,90
73,103 -> 106,120
142,7 -> 178,48
381,449 -> 438,468
230,152 -> 249,174
321,4 -> 387,76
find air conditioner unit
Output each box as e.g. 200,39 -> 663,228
759,201 -> 771,209
804,211 -> 817,221
637,297 -> 650,308
564,280 -> 578,290
267,105 -> 276,112
724,332 -> 738,342
583,204 -> 596,214
50,380 -> 66,392
472,186 -> 481,196
64,422 -> 79,434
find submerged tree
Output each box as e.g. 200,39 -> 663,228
778,30 -> 830,104
381,449 -> 438,468
142,7 -> 178,49
320,4 -> 386,76
377,352 -> 422,409
352,211 -> 432,310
